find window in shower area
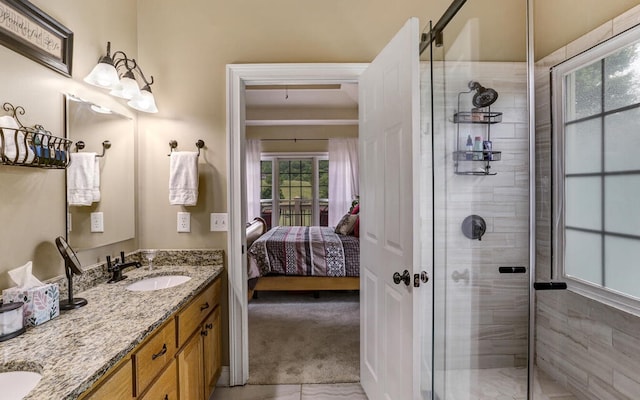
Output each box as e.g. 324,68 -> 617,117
553,25 -> 640,311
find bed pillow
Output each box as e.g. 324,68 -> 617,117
335,213 -> 358,235
350,204 -> 360,237
352,216 -> 360,237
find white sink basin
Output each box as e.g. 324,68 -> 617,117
0,371 -> 42,400
126,275 -> 191,292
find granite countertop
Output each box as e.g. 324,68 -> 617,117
0,263 -> 223,400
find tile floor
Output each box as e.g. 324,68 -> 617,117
211,383 -> 368,400
211,366 -> 577,400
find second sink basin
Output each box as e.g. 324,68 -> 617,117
0,371 -> 42,400
126,275 -> 191,292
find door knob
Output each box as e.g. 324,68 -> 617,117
393,270 -> 411,286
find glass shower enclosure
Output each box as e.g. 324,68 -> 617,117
420,0 -> 533,398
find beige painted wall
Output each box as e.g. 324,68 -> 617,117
0,0 -> 138,290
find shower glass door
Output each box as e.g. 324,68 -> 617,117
425,0 -> 532,398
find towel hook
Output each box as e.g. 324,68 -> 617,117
74,140 -> 111,157
168,139 -> 205,156
195,139 -> 205,156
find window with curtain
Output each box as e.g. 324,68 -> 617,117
260,154 -> 328,229
552,25 -> 640,313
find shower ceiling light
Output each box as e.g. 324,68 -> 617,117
84,42 -> 158,113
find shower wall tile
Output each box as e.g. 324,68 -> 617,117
535,13 -> 640,400
489,122 -> 517,138
431,62 -> 530,370
613,4 -> 640,35
613,370 -> 640,399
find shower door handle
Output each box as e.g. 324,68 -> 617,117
533,282 -> 567,290
393,270 -> 411,286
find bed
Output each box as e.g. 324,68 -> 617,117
247,222 -> 360,298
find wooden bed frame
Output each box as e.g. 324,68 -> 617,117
249,276 -> 360,299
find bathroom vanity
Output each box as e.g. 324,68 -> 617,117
0,258 -> 223,400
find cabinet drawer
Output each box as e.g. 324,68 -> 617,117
139,358 -> 178,400
82,358 -> 133,399
134,319 -> 176,396
177,278 -> 220,347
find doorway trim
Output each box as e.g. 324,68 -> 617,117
226,63 -> 368,385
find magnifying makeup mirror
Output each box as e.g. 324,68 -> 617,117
55,236 -> 88,310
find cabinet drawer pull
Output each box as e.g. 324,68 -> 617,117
205,323 -> 213,330
201,329 -> 208,336
200,302 -> 210,311
164,396 -> 169,400
151,343 -> 167,360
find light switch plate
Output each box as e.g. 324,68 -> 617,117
90,212 -> 104,233
177,212 -> 191,233
210,213 -> 228,231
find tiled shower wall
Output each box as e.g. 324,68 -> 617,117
427,61 -> 530,370
535,5 -> 640,399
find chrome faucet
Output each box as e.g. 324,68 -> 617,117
107,251 -> 142,283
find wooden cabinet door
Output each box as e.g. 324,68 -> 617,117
202,307 -> 221,397
178,331 -> 204,400
139,358 -> 178,400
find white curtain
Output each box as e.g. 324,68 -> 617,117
246,139 -> 262,221
328,138 -> 359,226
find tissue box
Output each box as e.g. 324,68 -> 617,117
2,283 -> 60,327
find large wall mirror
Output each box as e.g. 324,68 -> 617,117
65,95 -> 135,250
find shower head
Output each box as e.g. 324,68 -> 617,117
468,81 -> 498,108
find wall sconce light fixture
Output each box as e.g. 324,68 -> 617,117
84,42 -> 158,113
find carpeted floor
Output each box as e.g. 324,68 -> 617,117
248,290 -> 360,385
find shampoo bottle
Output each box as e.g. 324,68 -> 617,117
465,135 -> 473,160
473,136 -> 483,160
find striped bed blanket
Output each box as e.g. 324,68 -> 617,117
247,226 -> 359,279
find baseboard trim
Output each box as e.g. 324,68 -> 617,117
216,366 -> 230,387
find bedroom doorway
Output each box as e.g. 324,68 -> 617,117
226,64 -> 368,386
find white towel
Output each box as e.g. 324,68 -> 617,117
169,151 -> 199,206
0,115 -> 35,163
67,152 -> 97,206
92,156 -> 101,202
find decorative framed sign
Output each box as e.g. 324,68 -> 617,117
0,0 -> 73,76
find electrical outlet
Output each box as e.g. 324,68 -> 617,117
90,212 -> 104,233
177,212 -> 191,232
210,213 -> 228,231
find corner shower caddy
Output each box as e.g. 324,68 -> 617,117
453,92 -> 502,176
0,102 -> 72,169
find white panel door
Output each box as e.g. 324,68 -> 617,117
359,18 -> 423,400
